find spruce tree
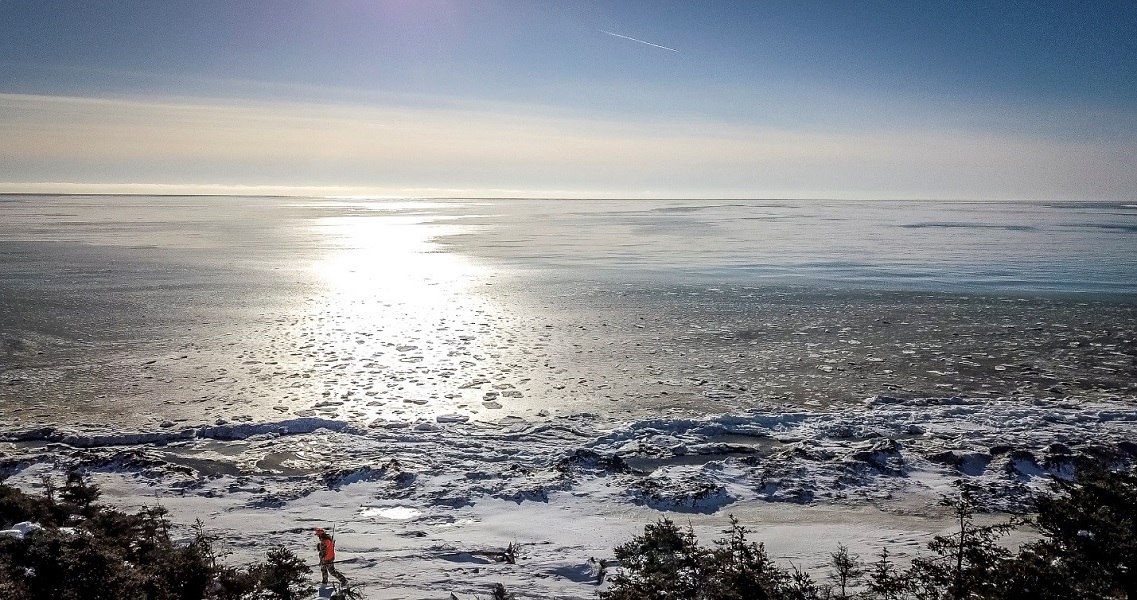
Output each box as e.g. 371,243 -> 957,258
861,548 -> 909,600
705,516 -> 786,600
1013,468 -> 1137,599
602,518 -> 706,600
906,485 -> 1013,599
828,543 -> 863,599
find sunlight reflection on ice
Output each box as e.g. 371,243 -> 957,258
358,506 -> 422,520
295,202 -> 499,423
313,213 -> 476,302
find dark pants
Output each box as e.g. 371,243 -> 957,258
321,560 -> 347,585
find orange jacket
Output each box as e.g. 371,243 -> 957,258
317,536 -> 336,562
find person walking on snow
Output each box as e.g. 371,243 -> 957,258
315,528 -> 348,587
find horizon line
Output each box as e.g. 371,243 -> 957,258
0,191 -> 1098,204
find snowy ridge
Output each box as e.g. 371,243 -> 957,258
582,396 -> 1137,509
0,417 -> 354,447
595,396 -> 1137,445
2,396 -> 1134,512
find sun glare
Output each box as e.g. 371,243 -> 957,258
313,209 -> 475,301
293,201 -> 498,422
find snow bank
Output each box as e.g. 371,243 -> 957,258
2,395 -> 1134,597
3,395 -> 1134,513
0,521 -> 42,539
0,418 -> 354,447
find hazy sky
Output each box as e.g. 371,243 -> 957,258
2,0 -> 1135,199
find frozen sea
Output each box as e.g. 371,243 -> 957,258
1,195 -> 1135,598
2,196 -> 1134,422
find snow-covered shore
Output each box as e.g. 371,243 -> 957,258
2,394 -> 1134,598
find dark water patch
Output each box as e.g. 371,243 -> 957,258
1044,201 -> 1134,210
737,214 -> 792,221
622,446 -> 764,474
900,222 -> 1036,232
645,203 -> 760,214
1065,223 -> 1137,233
161,455 -> 244,477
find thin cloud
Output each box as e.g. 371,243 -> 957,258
2,93 -> 1135,200
599,30 -> 679,52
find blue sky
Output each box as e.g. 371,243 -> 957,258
1,0 -> 1135,198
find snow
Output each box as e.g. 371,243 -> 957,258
1,394 -> 1134,598
359,506 -> 422,520
0,521 -> 43,539
2,469 -> 958,599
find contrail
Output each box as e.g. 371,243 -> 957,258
599,30 -> 679,52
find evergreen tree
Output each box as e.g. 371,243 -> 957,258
860,548 -> 909,600
601,517 -> 706,600
704,516 -> 787,600
828,543 -> 863,599
58,470 -> 100,516
0,481 -> 315,600
252,546 -> 313,600
1006,468 -> 1137,599
780,566 -> 823,600
602,516 -> 822,600
906,485 -> 1013,599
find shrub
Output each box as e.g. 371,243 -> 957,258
491,582 -> 517,599
251,546 -> 313,600
602,517 -> 706,600
605,467 -> 1137,600
602,516 -> 794,600
1000,468 -> 1137,599
0,476 -> 315,600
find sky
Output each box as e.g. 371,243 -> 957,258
1,0 -> 1135,199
